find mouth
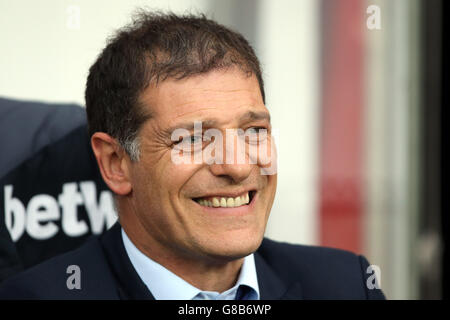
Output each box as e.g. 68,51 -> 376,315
193,190 -> 256,208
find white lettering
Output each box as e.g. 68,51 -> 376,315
202,128 -> 224,165
66,5 -> 81,30
4,185 -> 26,241
80,181 -> 116,234
66,265 -> 81,289
59,182 -> 88,237
3,182 -> 117,241
179,304 -> 212,317
366,5 -> 381,30
366,264 -> 382,289
26,194 -> 60,240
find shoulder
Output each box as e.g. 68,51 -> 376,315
257,238 -> 385,299
0,236 -> 118,299
258,237 -> 363,268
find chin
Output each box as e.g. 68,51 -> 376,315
200,230 -> 264,261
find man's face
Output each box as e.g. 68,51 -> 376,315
126,68 -> 277,262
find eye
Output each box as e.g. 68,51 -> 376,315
245,127 -> 269,144
174,135 -> 202,144
247,127 -> 267,134
173,135 -> 204,152
188,135 -> 203,144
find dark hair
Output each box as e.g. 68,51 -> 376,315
85,11 -> 265,160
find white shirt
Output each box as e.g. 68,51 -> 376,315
121,228 -> 260,300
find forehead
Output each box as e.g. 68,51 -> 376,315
139,68 -> 266,129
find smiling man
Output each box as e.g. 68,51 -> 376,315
101,67 -> 276,297
0,12 -> 384,300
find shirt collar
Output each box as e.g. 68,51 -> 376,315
121,228 -> 259,300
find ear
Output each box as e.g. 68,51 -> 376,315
91,132 -> 132,196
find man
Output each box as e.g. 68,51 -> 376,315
0,12 -> 384,300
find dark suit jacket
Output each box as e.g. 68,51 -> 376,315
0,222 -> 385,300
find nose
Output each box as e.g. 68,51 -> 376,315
208,132 -> 253,183
209,162 -> 253,184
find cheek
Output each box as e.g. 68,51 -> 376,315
133,160 -> 201,214
164,161 -> 205,195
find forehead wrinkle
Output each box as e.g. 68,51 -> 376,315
167,86 -> 258,105
170,92 -> 259,110
171,103 -> 261,123
163,106 -> 269,137
196,88 -> 256,94
171,106 -> 218,118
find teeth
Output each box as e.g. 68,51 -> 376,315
196,192 -> 251,208
220,197 -> 227,207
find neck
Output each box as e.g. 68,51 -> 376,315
120,217 -> 244,293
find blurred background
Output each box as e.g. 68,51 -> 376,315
0,0 -> 445,299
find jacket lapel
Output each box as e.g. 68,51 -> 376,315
100,223 -> 303,300
254,251 -> 303,300
99,222 -> 155,300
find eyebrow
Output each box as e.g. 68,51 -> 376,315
163,110 -> 271,135
239,110 -> 271,123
